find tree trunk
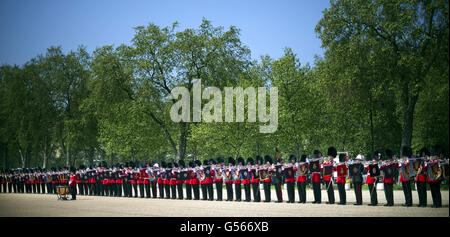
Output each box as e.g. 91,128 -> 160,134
66,141 -> 70,167
368,91 -> 375,155
400,84 -> 419,157
177,122 -> 188,161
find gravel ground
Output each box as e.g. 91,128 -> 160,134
0,189 -> 448,217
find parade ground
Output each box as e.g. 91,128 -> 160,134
1,189 -> 448,217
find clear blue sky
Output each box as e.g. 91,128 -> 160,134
0,0 -> 330,66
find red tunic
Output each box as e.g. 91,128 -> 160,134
380,162 -> 399,184
69,175 -> 77,187
365,166 -> 376,184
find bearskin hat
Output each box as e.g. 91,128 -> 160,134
246,157 -> 254,165
194,160 -> 202,167
313,150 -> 322,158
327,147 -> 337,157
419,147 -> 430,157
264,155 -> 272,164
228,157 -> 236,166
217,157 -> 225,164
289,154 -> 297,163
179,160 -> 185,168
401,146 -> 412,158
237,157 -> 245,165
209,159 -> 216,165
432,144 -> 443,157
203,160 -> 209,166
255,155 -> 263,165
300,154 -> 307,162
385,149 -> 393,160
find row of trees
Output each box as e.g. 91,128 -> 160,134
1,0 -> 448,169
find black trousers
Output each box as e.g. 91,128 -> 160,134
116,183 -> 122,197
244,183 -> 251,201
123,182 -> 129,197
151,182 -> 157,198
192,184 -> 200,200
337,183 -> 346,204
402,181 -> 412,205
297,182 -> 306,203
145,183 -> 151,198
185,183 -> 192,200
83,183 -> 88,196
70,186 -> 77,200
286,182 -> 295,203
263,182 -> 271,202
368,183 -> 377,205
416,181 -> 427,206
32,183 -> 36,193
235,183 -> 241,201
164,184 -> 171,199
207,183 -> 214,200
274,183 -> 282,202
157,183 -> 163,198
384,183 -> 394,205
216,182 -> 223,201
252,182 -> 260,202
430,181 -> 442,207
139,183 -> 145,198
225,183 -> 233,201
201,184 -> 208,200
177,183 -> 183,199
36,183 -> 41,193
312,182 -> 321,203
9,183 -> 13,193
133,183 -> 138,197
353,181 -> 362,205
171,184 -> 177,199
325,180 -> 335,204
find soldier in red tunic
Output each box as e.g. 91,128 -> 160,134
296,155 -> 308,204
400,146 -> 413,206
214,158 -> 224,201
324,147 -> 337,204
336,154 -> 347,205
69,168 -> 77,200
251,156 -> 262,202
284,155 -> 296,203
311,150 -> 322,204
191,160 -> 201,200
415,148 -> 429,207
380,149 -> 399,206
224,157 -> 235,201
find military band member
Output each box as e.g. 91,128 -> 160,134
251,156 -> 262,202
168,162 -> 177,199
69,169 -> 77,200
380,149 -> 398,206
261,155 -> 272,202
242,158 -> 252,202
224,157 -> 235,201
164,162 -> 172,199
115,166 -> 123,197
149,163 -> 158,198
296,154 -> 308,204
428,144 -> 443,208
126,165 -> 134,197
365,152 -> 380,206
234,157 -> 244,202
284,155 -> 296,203
182,161 -> 191,200
143,163 -> 151,198
200,160 -> 208,200
206,159 -> 215,201
138,165 -> 145,198
400,146 -> 413,207
416,147 -> 429,207
191,160 -> 201,200
324,147 -> 337,204
311,150 -> 322,204
336,154 -> 347,205
175,162 -> 184,200
157,161 -> 166,199
350,155 -> 364,205
214,157 -> 224,201
272,157 -> 283,203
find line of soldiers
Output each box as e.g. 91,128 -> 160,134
1,146 -> 448,208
